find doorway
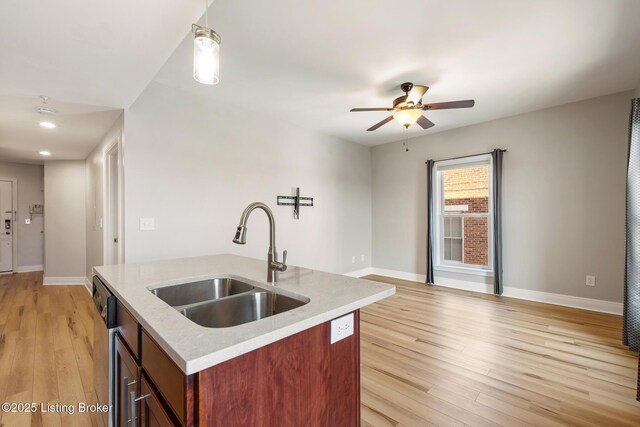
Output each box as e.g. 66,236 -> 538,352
104,139 -> 123,265
0,180 -> 16,273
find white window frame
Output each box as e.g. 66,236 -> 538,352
443,216 -> 464,262
433,154 -> 494,277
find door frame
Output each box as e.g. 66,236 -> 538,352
103,136 -> 124,265
0,178 -> 18,273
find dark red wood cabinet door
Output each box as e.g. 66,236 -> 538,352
115,333 -> 139,427
139,374 -> 177,427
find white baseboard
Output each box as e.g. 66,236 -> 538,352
501,287 -> 623,315
15,264 -> 44,273
343,267 -> 623,315
84,277 -> 93,294
43,276 -> 87,285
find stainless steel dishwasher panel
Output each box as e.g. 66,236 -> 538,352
92,276 -> 116,427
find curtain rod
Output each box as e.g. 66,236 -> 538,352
425,149 -> 507,164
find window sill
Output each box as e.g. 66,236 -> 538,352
435,265 -> 494,277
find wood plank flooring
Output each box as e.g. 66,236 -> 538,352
1,272 -> 638,426
0,272 -> 97,427
360,275 -> 640,427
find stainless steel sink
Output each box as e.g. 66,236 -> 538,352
180,291 -> 308,328
150,278 -> 254,308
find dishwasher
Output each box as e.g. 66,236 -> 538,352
93,276 -> 117,427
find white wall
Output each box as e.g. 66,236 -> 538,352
372,91 -> 631,303
86,113 -> 124,278
0,161 -> 44,270
123,81 -> 371,274
44,161 -> 86,282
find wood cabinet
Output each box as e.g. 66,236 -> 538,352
115,333 -> 139,427
115,332 -> 181,426
116,299 -> 141,360
139,374 -> 177,427
141,330 -> 194,425
198,310 -> 361,427
114,297 -> 360,427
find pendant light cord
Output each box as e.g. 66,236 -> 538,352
205,0 -> 208,27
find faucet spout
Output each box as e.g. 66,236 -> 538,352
233,225 -> 247,244
232,202 -> 287,283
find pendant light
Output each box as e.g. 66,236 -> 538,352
192,0 -> 221,85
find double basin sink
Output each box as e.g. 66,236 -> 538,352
149,277 -> 309,328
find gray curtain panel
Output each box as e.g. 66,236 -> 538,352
492,149 -> 504,295
425,160 -> 435,285
623,98 -> 640,401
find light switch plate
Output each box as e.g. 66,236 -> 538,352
140,218 -> 155,231
330,313 -> 354,344
25,218 -> 31,225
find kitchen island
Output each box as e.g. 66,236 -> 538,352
94,254 -> 395,427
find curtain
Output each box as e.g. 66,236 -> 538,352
492,149 -> 504,295
623,98 -> 640,401
425,160 -> 435,285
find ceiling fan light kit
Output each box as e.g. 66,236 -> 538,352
36,96 -> 57,129
193,0 -> 220,85
393,109 -> 422,127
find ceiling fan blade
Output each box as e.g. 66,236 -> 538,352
406,85 -> 428,105
367,115 -> 394,131
416,115 -> 435,130
423,100 -> 475,110
350,107 -> 394,112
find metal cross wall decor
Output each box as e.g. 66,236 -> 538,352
277,187 -> 313,219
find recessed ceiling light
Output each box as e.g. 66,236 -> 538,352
39,151 -> 51,156
39,121 -> 56,129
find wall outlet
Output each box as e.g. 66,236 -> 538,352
351,256 -> 356,264
140,218 -> 155,231
586,275 -> 596,287
330,313 -> 354,344
360,254 -> 365,262
25,218 -> 31,225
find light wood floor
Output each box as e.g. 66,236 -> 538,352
360,275 -> 640,427
0,272 -> 98,427
1,272 -> 638,426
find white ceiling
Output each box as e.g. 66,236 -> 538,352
0,0 -> 205,163
0,96 -> 122,164
1,0 -> 639,157
154,0 -> 640,146
0,0 -> 206,108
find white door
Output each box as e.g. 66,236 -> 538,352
0,181 -> 14,272
105,143 -> 122,264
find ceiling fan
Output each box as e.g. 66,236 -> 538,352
350,82 -> 475,131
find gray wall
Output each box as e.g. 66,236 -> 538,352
123,81 -> 371,274
0,161 -> 44,269
372,91 -> 631,302
85,113 -> 124,278
44,161 -> 86,280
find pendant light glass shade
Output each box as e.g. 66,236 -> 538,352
393,109 -> 422,127
193,26 -> 220,85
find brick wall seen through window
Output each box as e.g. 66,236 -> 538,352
443,166 -> 489,266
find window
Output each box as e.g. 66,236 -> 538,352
434,155 -> 493,273
443,216 -> 463,262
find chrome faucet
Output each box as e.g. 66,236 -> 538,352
233,202 -> 287,283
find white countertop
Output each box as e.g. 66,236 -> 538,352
94,254 -> 395,375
